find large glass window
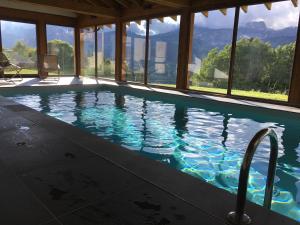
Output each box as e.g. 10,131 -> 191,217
80,27 -> 95,77
0,20 -> 38,75
97,24 -> 116,79
148,16 -> 180,87
124,21 -> 146,83
189,9 -> 235,94
232,2 -> 300,101
46,25 -> 75,75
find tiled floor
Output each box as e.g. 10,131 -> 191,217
0,80 -> 299,225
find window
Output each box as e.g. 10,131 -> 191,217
80,27 -> 95,77
46,25 -> 75,75
0,20 -> 38,75
148,16 -> 180,87
124,21 -> 146,83
97,24 -> 116,79
189,9 -> 235,94
232,2 -> 300,101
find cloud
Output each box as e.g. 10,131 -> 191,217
239,1 -> 299,29
194,1 -> 299,30
127,2 -> 299,35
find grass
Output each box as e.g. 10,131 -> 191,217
149,83 -> 288,102
3,70 -> 288,102
4,68 -> 75,76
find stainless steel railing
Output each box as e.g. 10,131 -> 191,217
227,128 -> 279,225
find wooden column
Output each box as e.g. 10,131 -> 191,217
289,13 -> 300,106
95,26 -> 98,78
227,7 -> 240,95
144,19 -> 150,85
115,20 -> 126,82
176,9 -> 194,90
36,20 -> 47,79
0,21 -> 3,77
75,25 -> 81,77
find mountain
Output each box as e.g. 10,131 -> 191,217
1,21 -> 297,62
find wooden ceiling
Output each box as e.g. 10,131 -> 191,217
14,0 -> 297,20
13,0 -> 192,18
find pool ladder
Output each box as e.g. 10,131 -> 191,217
227,128 -> 279,225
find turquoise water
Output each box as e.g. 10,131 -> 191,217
3,86 -> 300,222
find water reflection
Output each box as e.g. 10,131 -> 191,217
8,88 -> 300,221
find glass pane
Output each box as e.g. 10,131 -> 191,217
148,16 -> 180,87
232,2 -> 300,101
80,27 -> 95,77
97,24 -> 116,79
125,21 -> 146,83
46,25 -> 75,75
189,9 -> 235,94
0,20 -> 38,75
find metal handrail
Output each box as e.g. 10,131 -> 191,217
227,128 -> 279,225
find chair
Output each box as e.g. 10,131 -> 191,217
0,52 -> 22,83
41,55 -> 61,82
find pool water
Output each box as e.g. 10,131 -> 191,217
3,86 -> 300,222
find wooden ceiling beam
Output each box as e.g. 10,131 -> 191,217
97,0 -> 121,9
16,0 -> 120,18
291,0 -> 298,7
114,0 -> 132,8
192,0 -> 283,11
127,0 -> 144,7
145,0 -> 191,8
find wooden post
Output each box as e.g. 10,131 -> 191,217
176,9 -> 194,90
0,21 -> 3,77
144,19 -> 150,85
227,7 -> 240,95
75,25 -> 81,77
95,26 -> 98,78
37,20 -> 47,79
115,20 -> 126,81
288,14 -> 300,106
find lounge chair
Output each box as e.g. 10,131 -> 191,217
0,52 -> 22,83
41,55 -> 60,82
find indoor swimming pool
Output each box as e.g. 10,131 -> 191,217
2,85 -> 300,222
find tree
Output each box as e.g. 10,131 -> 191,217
47,39 -> 74,73
192,38 -> 295,94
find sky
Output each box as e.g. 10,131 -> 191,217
128,1 -> 300,35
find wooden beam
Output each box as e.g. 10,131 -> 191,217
84,0 -> 102,7
144,19 -> 150,85
227,7 -> 240,95
201,11 -> 209,17
16,0 -> 120,18
114,0 -> 131,8
291,0 -> 298,7
264,2 -> 272,10
158,17 -> 164,22
0,6 -> 76,26
36,20 -> 47,79
241,6 -> 248,13
170,15 -> 178,22
145,0 -> 190,8
192,0 -> 283,12
176,9 -> 194,90
77,14 -> 114,28
288,13 -> 300,106
135,20 -> 142,25
219,8 -> 227,16
115,20 -> 126,81
75,24 -> 81,77
0,21 -> 3,77
127,0 -> 144,7
121,5 -> 181,21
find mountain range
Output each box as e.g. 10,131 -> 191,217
1,21 -> 297,61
